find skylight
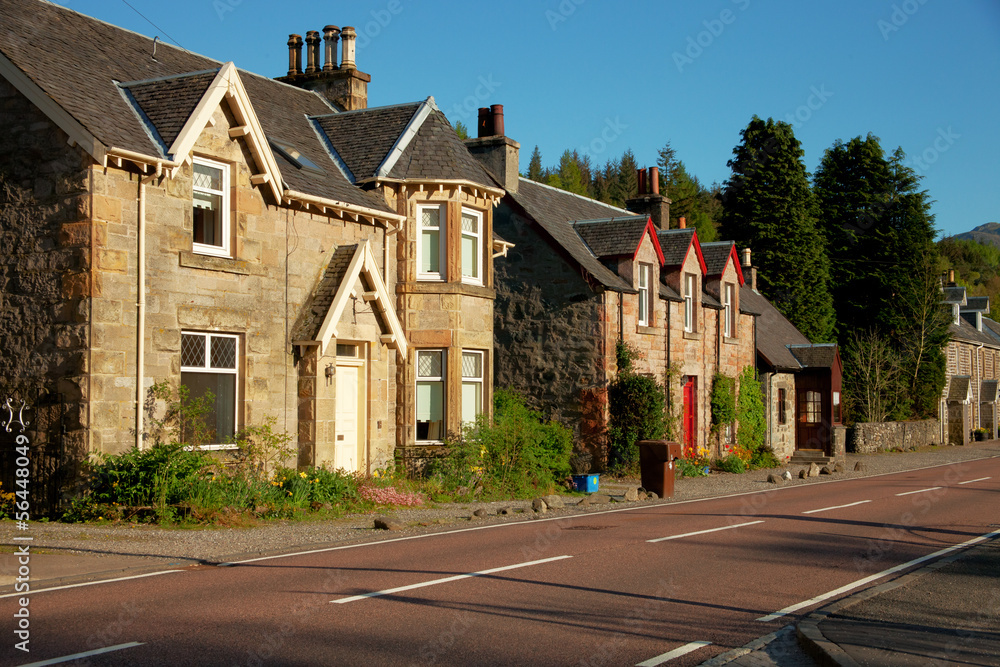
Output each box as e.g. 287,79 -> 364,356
269,139 -> 324,175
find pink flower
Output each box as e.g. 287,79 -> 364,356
359,485 -> 423,507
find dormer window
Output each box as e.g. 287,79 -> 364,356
192,157 -> 231,258
638,263 -> 651,326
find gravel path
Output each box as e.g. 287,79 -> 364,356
3,442 -> 998,566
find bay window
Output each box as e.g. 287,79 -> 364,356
416,350 -> 445,440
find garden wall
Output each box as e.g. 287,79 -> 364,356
850,420 -> 939,454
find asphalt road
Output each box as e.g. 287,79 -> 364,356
4,456 -> 998,667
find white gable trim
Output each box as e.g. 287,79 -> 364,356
167,62 -> 283,203
376,96 -> 437,179
0,51 -> 106,164
314,240 -> 408,359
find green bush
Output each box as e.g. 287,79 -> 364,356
749,447 -> 781,470
736,366 -> 766,452
715,454 -> 746,474
608,342 -> 666,470
711,374 -> 736,432
675,457 -> 709,478
430,389 -> 573,499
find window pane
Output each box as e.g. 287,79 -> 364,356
421,207 -> 440,230
193,162 -> 223,191
181,371 -> 236,442
461,212 -> 477,233
181,334 -> 205,368
461,352 -> 482,378
462,382 -> 481,424
193,195 -> 222,246
211,336 -> 237,369
461,234 -> 478,279
421,229 -> 440,273
417,351 -> 442,378
416,381 -> 443,439
336,344 -> 358,358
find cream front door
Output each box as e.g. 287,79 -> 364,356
335,365 -> 360,472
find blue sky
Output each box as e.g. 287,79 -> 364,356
57,0 -> 1000,238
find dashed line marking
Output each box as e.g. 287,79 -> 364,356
647,521 -> 764,543
331,555 -> 572,604
18,642 -> 144,666
636,640 -> 712,666
959,477 -> 992,485
895,486 -> 942,497
801,500 -> 872,514
0,570 -> 183,599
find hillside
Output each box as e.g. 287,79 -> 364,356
951,222 -> 1000,248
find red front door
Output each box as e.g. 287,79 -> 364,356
682,376 -> 696,457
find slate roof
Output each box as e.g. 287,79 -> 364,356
981,317 -> 1000,344
659,283 -> 682,302
385,107 -> 498,186
741,288 -> 810,370
122,70 -> 218,151
982,379 -> 1000,403
657,229 -> 697,266
572,216 -> 650,258
789,344 -> 838,369
947,375 -> 972,402
949,318 -> 1000,347
942,286 -> 967,305
738,285 -> 765,316
509,179 -> 634,292
313,102 -> 420,181
0,0 -> 394,215
291,245 -> 358,342
962,296 -> 990,312
701,242 -> 735,276
702,292 -> 722,310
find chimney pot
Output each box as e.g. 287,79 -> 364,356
490,104 -> 504,137
637,168 -> 647,196
322,26 -> 340,71
648,167 -> 659,195
949,269 -> 955,284
340,26 -> 357,69
305,31 -> 321,74
477,107 -> 491,138
679,216 -> 686,229
287,34 -> 303,76
741,248 -> 751,267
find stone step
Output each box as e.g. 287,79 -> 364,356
789,451 -> 834,466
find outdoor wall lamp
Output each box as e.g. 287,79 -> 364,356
325,364 -> 334,379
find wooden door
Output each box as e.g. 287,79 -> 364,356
795,387 -> 824,453
335,365 -> 361,472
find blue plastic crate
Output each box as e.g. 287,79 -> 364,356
572,474 -> 600,493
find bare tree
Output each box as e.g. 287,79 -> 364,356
844,329 -> 905,423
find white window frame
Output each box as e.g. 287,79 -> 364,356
417,204 -> 446,281
637,263 -> 650,327
723,283 -> 734,338
180,331 -> 239,448
684,273 -> 696,333
461,207 -> 484,285
461,350 -> 485,425
191,156 -> 231,258
416,349 -> 446,442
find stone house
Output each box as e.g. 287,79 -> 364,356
469,118 -> 758,466
0,0 -> 504,493
941,279 -> 1000,444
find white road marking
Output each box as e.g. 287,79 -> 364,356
17,642 -> 144,666
959,476 -> 992,485
801,500 -> 871,514
895,486 -> 942,496
647,520 -> 764,543
331,554 -> 572,604
636,640 -> 712,666
0,570 -> 183,599
757,529 -> 1000,622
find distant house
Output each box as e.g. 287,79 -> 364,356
0,0 -> 506,506
941,277 -> 1000,443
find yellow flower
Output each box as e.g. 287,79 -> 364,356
287,491 -> 292,496
299,472 -> 307,478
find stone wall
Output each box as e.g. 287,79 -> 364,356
0,78 -> 91,478
850,420 -> 940,453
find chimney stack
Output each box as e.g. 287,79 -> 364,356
277,25 -> 369,110
626,165 -> 671,230
287,34 -> 303,76
322,26 -> 340,71
948,269 -> 956,285
678,217 -> 686,229
464,102 -> 520,193
741,247 -> 757,291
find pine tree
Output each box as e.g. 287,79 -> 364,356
720,116 -> 835,342
556,150 -> 587,195
527,145 -> 544,182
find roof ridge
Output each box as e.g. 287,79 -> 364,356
118,68 -> 220,88
517,177 -> 632,214
571,215 -> 646,225
312,100 -> 425,118
376,96 -> 436,178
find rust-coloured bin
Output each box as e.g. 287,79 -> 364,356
637,440 -> 682,498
